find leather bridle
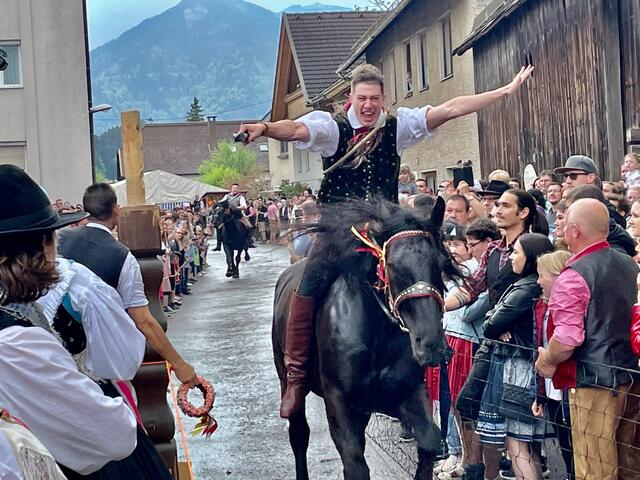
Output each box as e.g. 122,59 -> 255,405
352,227 -> 445,333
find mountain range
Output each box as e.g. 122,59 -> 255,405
89,0 -> 351,133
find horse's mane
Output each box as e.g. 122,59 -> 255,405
307,196 -> 461,282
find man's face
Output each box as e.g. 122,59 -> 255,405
467,235 -> 491,261
555,210 -> 566,238
445,239 -> 471,264
538,175 -> 553,192
494,192 -> 527,230
445,199 -> 469,225
231,185 -> 239,195
350,82 -> 385,128
416,180 -> 428,194
481,195 -> 498,216
546,185 -> 562,205
561,170 -> 593,190
399,170 -> 410,184
628,188 -> 640,204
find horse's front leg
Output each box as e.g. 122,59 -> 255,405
224,245 -> 234,277
399,385 -> 440,480
323,389 -> 371,480
233,249 -> 241,278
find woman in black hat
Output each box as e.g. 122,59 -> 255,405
0,165 -> 171,479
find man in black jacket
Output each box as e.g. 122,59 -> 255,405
565,185 -> 636,256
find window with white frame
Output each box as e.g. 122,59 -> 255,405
421,170 -> 437,193
293,148 -> 302,173
440,16 -> 453,79
386,50 -> 397,104
279,140 -> 289,158
0,44 -> 22,87
417,31 -> 429,90
403,41 -> 413,96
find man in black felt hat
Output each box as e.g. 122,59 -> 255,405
475,180 -> 510,219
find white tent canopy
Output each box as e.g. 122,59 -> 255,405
112,170 -> 227,206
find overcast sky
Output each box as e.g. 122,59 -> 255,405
87,0 -> 362,49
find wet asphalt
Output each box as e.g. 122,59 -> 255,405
166,243 -> 567,480
166,243 -> 409,480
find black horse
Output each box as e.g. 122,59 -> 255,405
211,200 -> 250,278
272,197 -> 459,479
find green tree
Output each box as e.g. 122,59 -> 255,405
186,96 -> 205,121
199,140 -> 259,188
279,179 -> 305,198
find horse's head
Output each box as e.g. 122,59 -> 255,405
369,197 -> 458,366
212,199 -> 230,227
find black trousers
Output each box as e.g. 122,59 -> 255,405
296,240 -> 337,298
546,397 -> 574,480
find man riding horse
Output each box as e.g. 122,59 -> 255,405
239,63 -> 534,419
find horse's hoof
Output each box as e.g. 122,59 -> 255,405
245,254 -> 250,261
225,272 -> 232,277
232,273 -> 239,279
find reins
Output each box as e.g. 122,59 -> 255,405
351,226 -> 444,333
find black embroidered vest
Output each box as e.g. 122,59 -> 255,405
318,113 -> 401,204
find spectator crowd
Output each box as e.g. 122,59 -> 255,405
393,153 -> 640,480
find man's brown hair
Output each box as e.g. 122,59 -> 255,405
350,64 -> 384,92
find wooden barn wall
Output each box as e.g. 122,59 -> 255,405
471,0 -> 622,180
620,0 -> 640,143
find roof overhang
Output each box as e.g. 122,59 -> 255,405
453,0 -> 528,56
336,0 -> 413,74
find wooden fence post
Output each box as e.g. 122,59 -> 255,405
118,110 -> 179,478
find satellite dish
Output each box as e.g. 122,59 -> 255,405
523,164 -> 538,190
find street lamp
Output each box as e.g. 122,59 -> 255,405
89,103 -> 112,183
90,103 -> 112,114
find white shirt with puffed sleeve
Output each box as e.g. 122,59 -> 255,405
37,258 -> 146,380
292,105 -> 434,157
0,326 -> 137,474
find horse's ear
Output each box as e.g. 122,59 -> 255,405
430,196 -> 445,230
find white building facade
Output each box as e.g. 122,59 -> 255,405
0,0 -> 92,202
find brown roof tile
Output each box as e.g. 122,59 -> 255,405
285,11 -> 384,102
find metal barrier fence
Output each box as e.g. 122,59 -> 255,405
363,338 -> 640,479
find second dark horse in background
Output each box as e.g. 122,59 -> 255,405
273,197 -> 460,479
212,199 -> 250,278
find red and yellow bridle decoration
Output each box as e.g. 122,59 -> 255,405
352,226 -> 444,333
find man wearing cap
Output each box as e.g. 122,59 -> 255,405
554,155 -> 599,191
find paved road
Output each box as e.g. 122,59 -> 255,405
167,244 -> 409,479
166,243 -> 567,479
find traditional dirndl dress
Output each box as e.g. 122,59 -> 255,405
475,351 -> 506,444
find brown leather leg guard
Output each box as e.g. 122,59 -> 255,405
280,292 -> 315,419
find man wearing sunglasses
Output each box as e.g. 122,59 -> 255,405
554,155 -> 599,191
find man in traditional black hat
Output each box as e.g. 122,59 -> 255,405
0,165 -> 142,476
239,63 -> 535,418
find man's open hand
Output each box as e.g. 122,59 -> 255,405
504,65 -> 535,96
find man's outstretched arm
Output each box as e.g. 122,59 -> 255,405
239,120 -> 310,143
426,65 -> 534,131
